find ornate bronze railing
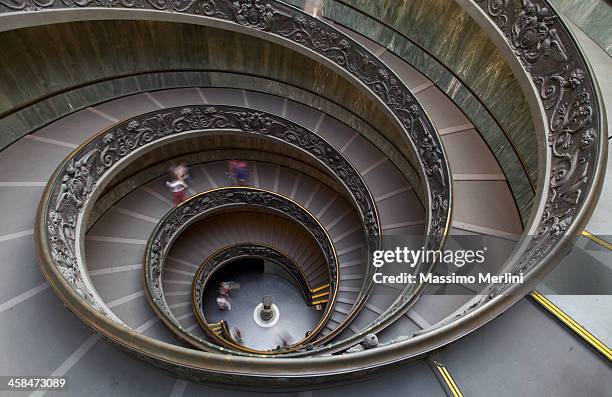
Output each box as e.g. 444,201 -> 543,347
192,243 -> 313,307
144,189 -> 337,354
191,244 -> 318,350
24,0 -> 455,363
410,0 -> 607,329
25,0 -> 606,384
39,103 -> 380,313
0,1 -> 452,250
283,0 -> 607,356
23,0 -> 452,332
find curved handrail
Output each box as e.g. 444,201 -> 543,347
42,104 -> 379,298
23,0 -> 452,331
144,188 -> 337,354
192,244 -> 320,351
411,0 -> 608,330
322,0 -> 535,225
0,1 -> 452,247
192,243 -> 314,308
43,0 -> 612,385
27,0 -> 605,384
193,243 -> 314,307
283,0 -> 608,356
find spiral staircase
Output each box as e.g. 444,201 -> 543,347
0,0 -> 610,395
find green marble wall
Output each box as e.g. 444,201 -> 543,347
0,20 -> 396,155
0,69 -> 423,202
550,0 -> 612,56
315,0 -> 536,223
0,71 -> 209,149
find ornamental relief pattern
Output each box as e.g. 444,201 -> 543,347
23,0 -> 452,336
282,0 -> 605,349
449,0 -> 603,314
416,0 -> 603,333
146,188 -> 337,323
44,104 -> 380,318
0,0 -> 451,196
192,244 -> 311,318
8,0 -> 450,239
26,0 -> 601,357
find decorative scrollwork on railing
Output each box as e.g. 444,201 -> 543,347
0,1 -> 452,200
263,0 -> 607,356
193,244 -> 312,309
145,188 -> 338,353
16,0 -> 452,350
191,244 -> 313,346
425,0 -> 606,325
14,0 -> 451,244
27,0 -> 605,379
40,105 -> 380,321
22,0 -> 453,355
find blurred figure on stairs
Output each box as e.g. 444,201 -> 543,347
166,163 -> 191,205
277,330 -> 293,349
232,328 -> 244,344
216,295 -> 232,311
172,163 -> 191,184
227,160 -> 250,186
219,281 -> 240,296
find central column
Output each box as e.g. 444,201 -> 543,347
259,295 -> 274,322
253,294 -> 279,328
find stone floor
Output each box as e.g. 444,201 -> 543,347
203,262 -> 322,350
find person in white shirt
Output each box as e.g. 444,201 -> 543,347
216,296 -> 232,311
166,177 -> 188,206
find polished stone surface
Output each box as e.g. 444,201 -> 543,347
0,3 -> 607,393
0,19 -> 400,157
203,265 -> 321,350
440,299 -> 612,396
317,0 -> 537,223
551,0 -> 612,56
538,234 -> 612,347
